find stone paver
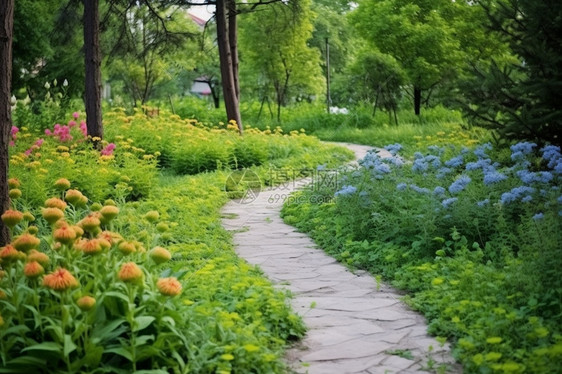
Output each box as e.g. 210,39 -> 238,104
222,143 -> 461,374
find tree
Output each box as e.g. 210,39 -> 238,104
84,0 -> 103,140
240,0 -> 324,121
460,0 -> 562,145
1,0 -> 14,245
106,3 -> 198,106
351,0 -> 461,116
347,50 -> 406,124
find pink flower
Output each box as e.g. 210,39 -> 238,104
80,122 -> 87,137
35,139 -> 44,147
9,141 -> 14,147
101,143 -> 116,156
24,149 -> 32,156
11,126 -> 19,136
73,112 -> 80,119
68,120 -> 77,127
45,129 -> 52,136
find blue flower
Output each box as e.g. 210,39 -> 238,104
541,145 -> 561,169
500,192 -> 516,204
424,155 -> 442,169
335,185 -> 357,197
433,186 -> 446,196
477,199 -> 490,207
474,143 -> 492,159
414,152 -> 424,159
521,195 -> 533,203
442,197 -> 458,208
511,142 -> 537,155
483,171 -> 508,186
449,175 -> 471,194
374,163 -> 391,174
410,184 -> 430,194
444,155 -> 464,168
317,164 -> 326,171
436,167 -> 453,179
428,145 -> 444,155
384,156 -> 404,167
532,212 -> 544,221
384,143 -> 403,156
466,158 -> 493,172
396,183 -> 408,191
412,158 -> 428,173
517,170 -> 554,184
500,186 -> 535,204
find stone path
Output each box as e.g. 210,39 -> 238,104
221,143 -> 461,374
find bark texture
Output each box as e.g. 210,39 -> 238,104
83,0 -> 103,140
0,0 -> 14,245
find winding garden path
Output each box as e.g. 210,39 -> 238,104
221,143 -> 461,374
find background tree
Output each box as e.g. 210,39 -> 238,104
460,0 -> 562,146
84,0 -> 103,140
346,50 -> 406,124
351,0 -> 461,116
105,3 -> 198,106
240,0 -> 324,121
0,0 -> 14,245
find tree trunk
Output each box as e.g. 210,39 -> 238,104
228,0 -> 239,101
216,0 -> 242,134
83,0 -> 103,141
414,86 -> 422,116
0,0 -> 14,246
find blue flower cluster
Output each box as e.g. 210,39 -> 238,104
449,175 -> 471,194
500,186 -> 535,204
384,143 -> 403,156
335,185 -> 357,197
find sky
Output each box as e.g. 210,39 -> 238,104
187,2 -> 215,21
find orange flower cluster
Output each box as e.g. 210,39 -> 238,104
118,262 -> 143,283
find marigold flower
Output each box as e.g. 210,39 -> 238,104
90,202 -> 102,211
118,262 -> 143,282
77,296 -> 96,311
144,210 -> 159,223
78,239 -> 102,255
45,197 -> 67,210
100,205 -> 119,221
79,214 -> 101,232
0,245 -> 19,261
99,230 -> 122,245
13,233 -> 40,252
149,246 -> 172,264
23,212 -> 35,222
9,188 -> 22,199
77,195 -> 88,207
54,178 -> 71,190
64,189 -> 84,205
53,225 -> 76,245
43,268 -> 78,291
72,225 -> 84,238
8,178 -> 20,188
42,207 -> 64,224
98,237 -> 111,250
118,241 -> 136,255
1,209 -> 23,227
24,261 -> 44,278
157,277 -> 182,296
28,249 -> 50,265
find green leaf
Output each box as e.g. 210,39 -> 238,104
104,347 -> 133,361
133,316 -> 155,332
91,318 -> 127,344
134,334 -> 154,347
21,342 -> 61,354
64,334 -> 77,357
0,356 -> 46,372
133,370 -> 169,374
104,291 -> 130,303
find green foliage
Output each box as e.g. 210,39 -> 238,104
282,139 -> 562,373
460,0 -> 562,146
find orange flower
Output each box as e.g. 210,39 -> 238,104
1,209 -> 23,227
8,178 -> 20,189
77,296 -> 96,311
99,231 -> 122,245
100,205 -> 119,221
27,226 -> 39,235
45,197 -> 67,210
24,261 -> 44,278
72,225 -> 84,238
118,262 -> 143,283
53,225 -> 76,245
118,241 -> 136,255
97,238 -> 111,250
157,277 -> 182,296
149,247 -> 172,264
23,212 -> 35,222
64,189 -> 84,205
54,178 -> 71,190
42,207 -> 64,224
28,250 -> 50,265
0,245 -> 19,261
43,268 -> 78,291
77,239 -> 102,255
79,214 -> 101,232
13,233 -> 40,252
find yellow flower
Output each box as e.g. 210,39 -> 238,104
13,233 -> 40,252
9,188 -> 22,199
42,207 -> 64,224
431,277 -> 444,286
486,336 -> 502,344
220,354 -> 234,361
100,205 -> 119,221
54,178 -> 71,190
77,296 -> 96,311
118,241 -> 136,255
149,247 -> 172,264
